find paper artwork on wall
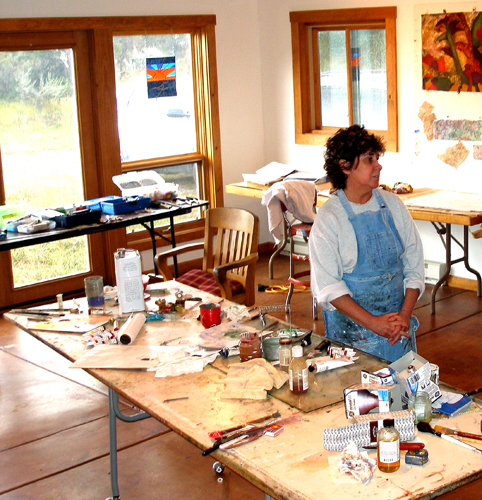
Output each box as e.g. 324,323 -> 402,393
418,101 -> 437,140
422,12 -> 482,92
437,141 -> 469,168
473,144 -> 482,160
146,56 -> 177,99
433,119 -> 482,141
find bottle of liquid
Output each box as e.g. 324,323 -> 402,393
289,345 -> 309,394
408,389 -> 432,424
377,419 -> 400,473
278,329 -> 292,371
239,332 -> 262,362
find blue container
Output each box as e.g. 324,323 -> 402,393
84,196 -> 119,211
100,196 -> 151,215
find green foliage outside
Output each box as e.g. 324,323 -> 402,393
1,42 -> 200,288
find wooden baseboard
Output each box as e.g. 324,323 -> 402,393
259,242 -> 275,255
447,275 -> 480,292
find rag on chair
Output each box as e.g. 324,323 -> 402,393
261,180 -> 317,244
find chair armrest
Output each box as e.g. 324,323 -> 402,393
154,242 -> 204,280
213,252 -> 259,282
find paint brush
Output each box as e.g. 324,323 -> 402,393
433,425 -> 482,443
417,422 -> 482,455
208,410 -> 281,439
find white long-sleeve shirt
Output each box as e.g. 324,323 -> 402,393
309,189 -> 425,311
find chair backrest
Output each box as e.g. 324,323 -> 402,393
203,207 -> 259,284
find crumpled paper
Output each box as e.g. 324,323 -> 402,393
336,442 -> 377,484
220,358 -> 289,400
152,346 -> 218,378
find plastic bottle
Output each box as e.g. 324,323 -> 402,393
278,329 -> 292,371
289,345 -> 309,394
377,419 -> 400,473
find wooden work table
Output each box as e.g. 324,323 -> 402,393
226,182 -> 482,314
5,282 -> 482,500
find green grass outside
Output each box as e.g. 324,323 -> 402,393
2,98 -> 199,287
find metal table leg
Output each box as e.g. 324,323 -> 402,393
430,223 -> 482,314
106,388 -> 151,500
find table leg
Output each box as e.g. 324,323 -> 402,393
463,226 -> 482,297
169,215 -> 179,278
107,388 -> 151,500
141,219 -> 178,278
430,224 -> 482,314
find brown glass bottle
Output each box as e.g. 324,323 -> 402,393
377,419 -> 400,473
239,332 -> 262,362
289,345 -> 309,394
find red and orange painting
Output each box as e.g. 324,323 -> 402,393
422,12 -> 482,92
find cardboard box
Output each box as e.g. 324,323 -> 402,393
388,351 -> 441,403
343,383 -> 403,419
361,367 -> 395,385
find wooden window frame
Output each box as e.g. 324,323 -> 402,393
0,16 -> 222,261
290,7 -> 398,152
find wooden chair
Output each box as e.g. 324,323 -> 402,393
154,207 -> 259,306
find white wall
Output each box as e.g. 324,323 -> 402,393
2,0 -> 482,281
256,0 -> 482,282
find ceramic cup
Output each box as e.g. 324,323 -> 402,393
199,303 -> 221,328
84,275 -> 104,314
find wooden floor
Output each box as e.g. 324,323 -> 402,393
1,252 -> 482,499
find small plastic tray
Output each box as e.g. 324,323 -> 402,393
100,196 -> 151,215
53,209 -> 102,228
17,220 -> 56,234
83,196 -> 119,211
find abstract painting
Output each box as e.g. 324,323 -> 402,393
422,12 -> 482,92
146,56 -> 177,99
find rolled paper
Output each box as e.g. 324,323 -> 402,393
118,313 -> 146,345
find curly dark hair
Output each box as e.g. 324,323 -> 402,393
324,125 -> 385,190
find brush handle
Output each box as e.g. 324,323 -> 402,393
434,425 -> 482,442
452,430 -> 482,441
441,434 -> 482,454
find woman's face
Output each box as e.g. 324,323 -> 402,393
344,150 -> 382,191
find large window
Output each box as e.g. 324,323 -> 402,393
290,7 -> 398,151
0,16 -> 221,308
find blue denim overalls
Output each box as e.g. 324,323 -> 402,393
323,189 -> 418,362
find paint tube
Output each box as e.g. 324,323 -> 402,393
308,356 -> 354,373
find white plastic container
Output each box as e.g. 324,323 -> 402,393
112,170 -> 178,201
114,248 -> 145,314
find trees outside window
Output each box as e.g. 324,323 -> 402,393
0,16 -> 221,308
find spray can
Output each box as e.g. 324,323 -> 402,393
114,248 -> 145,314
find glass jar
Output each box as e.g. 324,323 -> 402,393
408,390 -> 432,424
377,419 -> 400,473
239,332 -> 262,362
289,345 -> 309,394
278,329 -> 292,371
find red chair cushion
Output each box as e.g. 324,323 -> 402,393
176,269 -> 243,297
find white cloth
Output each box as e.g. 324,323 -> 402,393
261,180 -> 317,244
309,189 -> 425,311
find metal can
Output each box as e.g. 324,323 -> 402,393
114,248 -> 145,314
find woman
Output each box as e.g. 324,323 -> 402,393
309,125 -> 425,362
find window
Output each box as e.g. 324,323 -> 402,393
290,7 -> 398,151
0,16 -> 221,308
